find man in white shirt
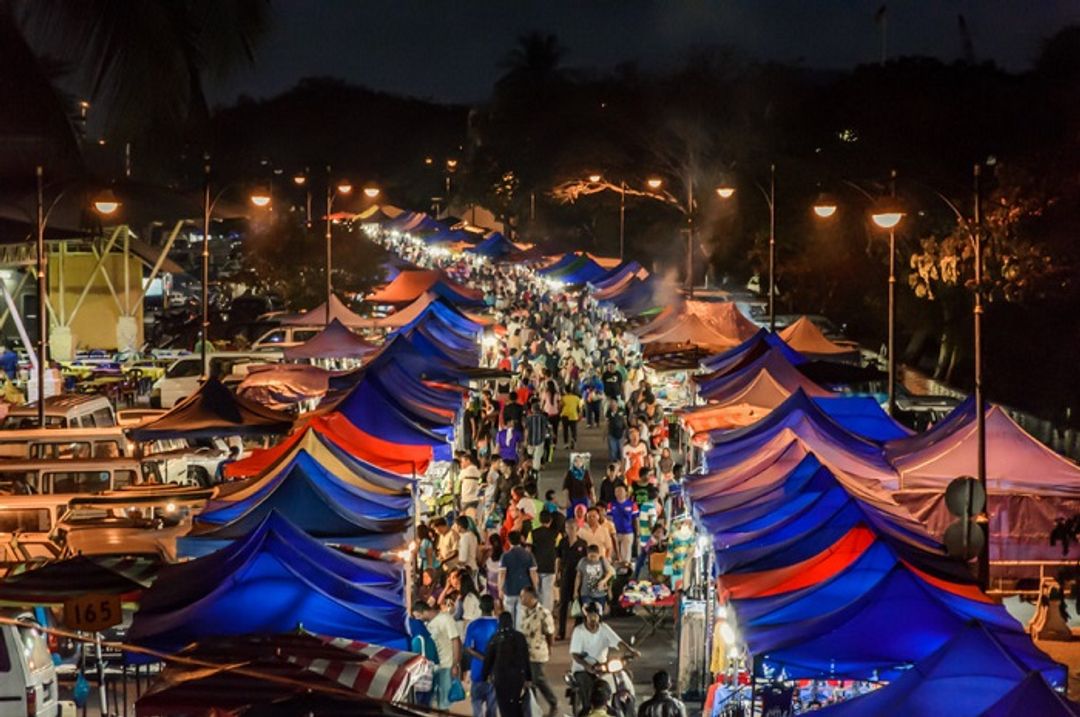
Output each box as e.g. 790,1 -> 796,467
434,517 -> 459,569
417,599 -> 462,711
454,516 -> 479,574
569,603 -> 638,710
458,454 -> 483,510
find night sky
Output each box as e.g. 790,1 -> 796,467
208,0 -> 1080,106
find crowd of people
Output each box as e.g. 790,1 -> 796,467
397,247 -> 687,717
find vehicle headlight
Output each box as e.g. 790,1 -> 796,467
606,658 -> 623,672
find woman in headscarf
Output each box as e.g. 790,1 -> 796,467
482,611 -> 532,717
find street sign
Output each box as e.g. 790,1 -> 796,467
945,476 -> 985,518
63,593 -> 122,632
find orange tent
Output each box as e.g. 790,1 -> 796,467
366,270 -> 443,304
778,316 -> 859,358
224,413 -> 432,479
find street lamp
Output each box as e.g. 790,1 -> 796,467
715,185 -> 735,199
201,161 -> 272,377
714,166 -> 777,327
92,190 -> 121,216
445,159 -> 458,196
588,174 -> 602,183
363,186 -> 381,199
646,177 -> 663,190
811,192 -> 838,218
293,170 -> 313,227
324,166 -> 352,325
34,168 -> 118,425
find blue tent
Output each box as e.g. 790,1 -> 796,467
693,457 -> 948,576
701,329 -> 807,374
741,549 -> 1026,680
590,261 -> 645,290
467,232 -> 516,258
704,391 -> 890,467
179,449 -> 412,557
538,253 -> 579,276
128,512 -> 409,657
557,256 -> 608,285
810,622 -> 1068,716
814,396 -> 912,442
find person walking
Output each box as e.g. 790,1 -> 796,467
482,611 -> 533,717
556,520 -> 589,640
562,453 -> 595,519
608,482 -> 639,566
638,670 -> 687,717
464,595 -> 500,717
575,543 -> 615,613
525,399 -> 550,467
455,516 -> 479,578
606,398 -> 627,463
560,384 -> 583,449
497,530 -> 538,626
519,586 -> 559,716
414,599 -> 461,711
531,510 -> 559,613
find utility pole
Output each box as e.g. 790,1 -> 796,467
973,162 -> 989,590
686,171 -> 694,297
619,182 -> 626,260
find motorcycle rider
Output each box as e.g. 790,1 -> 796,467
569,602 -> 639,713
637,670 -> 686,717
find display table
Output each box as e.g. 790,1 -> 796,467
618,593 -> 677,642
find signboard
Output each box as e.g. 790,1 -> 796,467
63,593 -> 122,632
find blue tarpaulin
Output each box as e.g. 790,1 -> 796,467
128,512 -> 409,658
810,622 -> 1068,715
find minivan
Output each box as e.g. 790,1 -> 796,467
1,395 -> 116,430
0,616 -> 58,717
0,427 -> 127,462
0,458 -> 143,495
151,351 -> 283,408
251,325 -> 322,350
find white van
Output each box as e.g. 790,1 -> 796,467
151,351 -> 283,408
0,458 -> 143,495
1,395 -> 116,430
0,427 -> 128,462
0,616 -> 58,717
252,325 -> 322,350
0,495 -> 70,536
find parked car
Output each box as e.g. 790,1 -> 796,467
0,458 -> 144,495
0,614 -> 59,717
150,351 -> 283,408
251,325 -> 322,350
1,395 -> 116,430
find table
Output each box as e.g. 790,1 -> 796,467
619,594 -> 676,642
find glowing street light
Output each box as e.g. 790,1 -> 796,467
292,174 -> 307,186
646,177 -> 663,190
588,174 -> 602,183
363,186 -> 381,199
336,180 -> 353,195
249,188 -> 272,207
92,190 -> 121,216
715,185 -> 735,199
871,200 -> 904,229
812,192 -> 838,218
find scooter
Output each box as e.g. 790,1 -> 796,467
564,653 -> 637,717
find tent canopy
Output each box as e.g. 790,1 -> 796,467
129,378 -> 293,441
279,294 -> 376,328
778,316 -> 860,360
283,318 -> 379,360
128,512 -> 409,656
0,555 -> 159,604
237,364 -> 332,411
810,622 -> 1068,716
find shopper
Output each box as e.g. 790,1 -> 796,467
463,595 -> 499,717
518,586 -> 559,716
482,611 -> 532,717
498,530 -> 538,626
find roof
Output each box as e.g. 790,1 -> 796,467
128,512 -> 409,657
810,622 -> 1068,715
282,319 -> 379,360
0,554 -> 159,603
278,294 -> 376,329
778,316 -> 860,359
885,398 -> 1080,495
128,377 -> 293,441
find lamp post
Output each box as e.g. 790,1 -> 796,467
972,162 -> 988,589
869,170 -> 903,416
324,166 -> 353,325
815,172 -> 904,415
201,161 -> 271,378
34,167 -> 120,425
293,170 -> 312,228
